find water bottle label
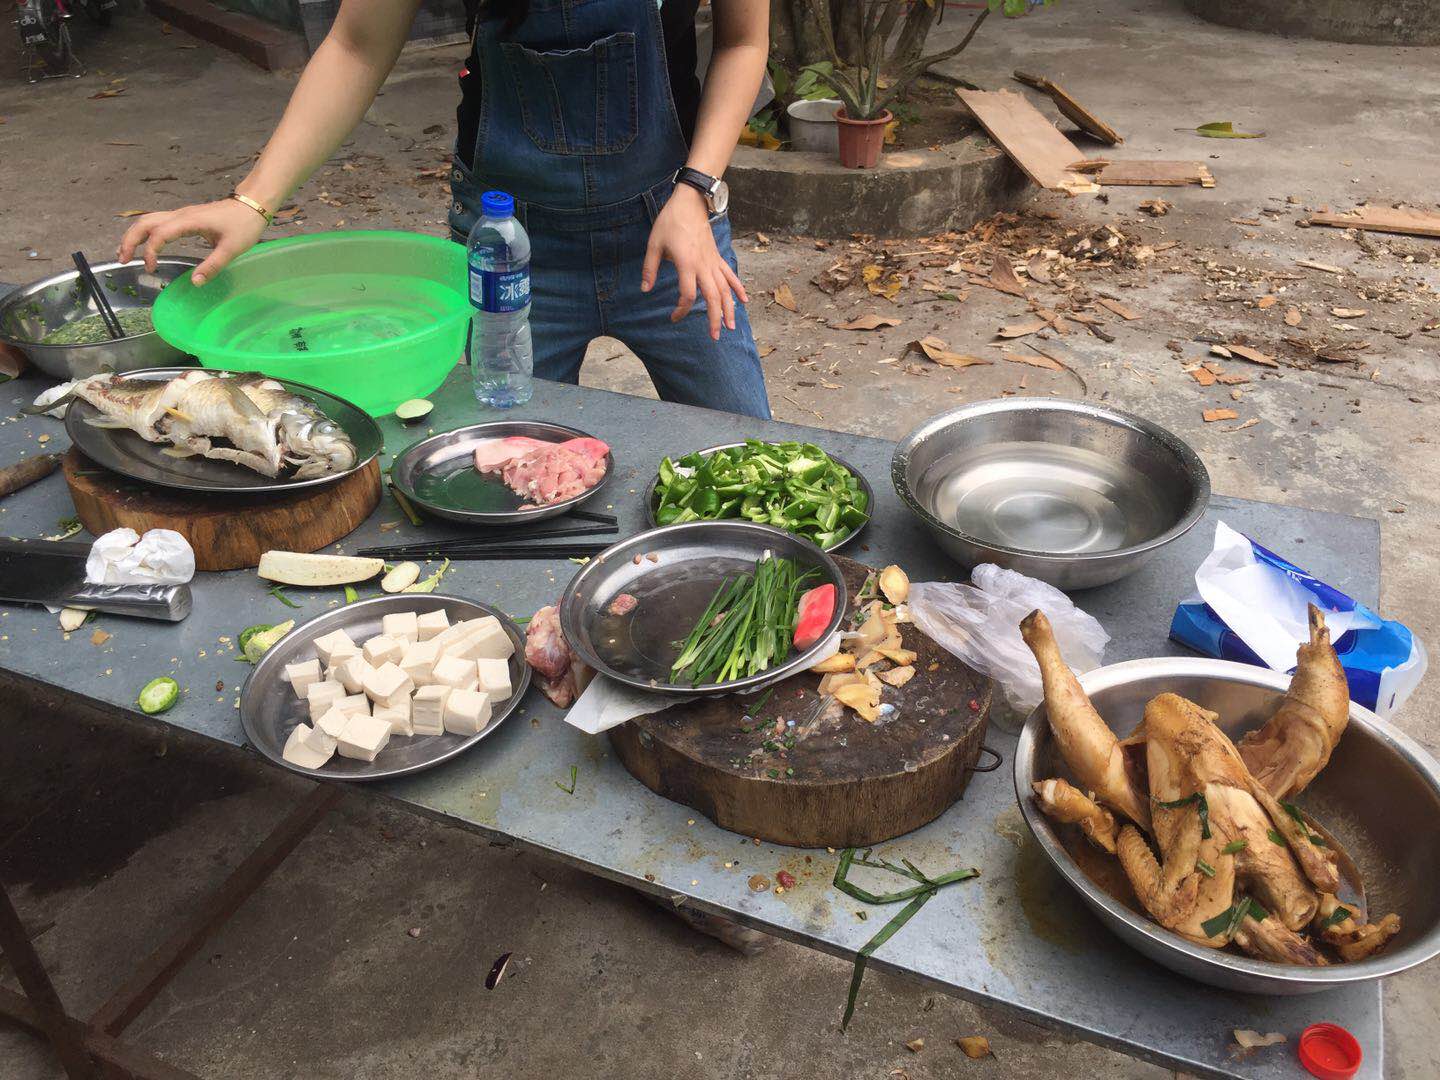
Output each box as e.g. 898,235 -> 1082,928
469,266 -> 530,313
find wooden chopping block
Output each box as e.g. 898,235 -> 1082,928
609,557 -> 995,848
62,449 -> 381,571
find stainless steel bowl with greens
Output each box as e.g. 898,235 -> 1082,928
644,440 -> 872,552
0,258 -> 197,380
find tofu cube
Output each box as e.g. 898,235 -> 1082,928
458,616 -> 515,661
314,705 -> 355,740
430,620 -> 472,651
282,723 -> 337,769
431,654 -> 475,689
373,699 -> 412,737
415,609 -> 450,641
333,655 -> 374,695
306,680 -> 345,722
443,688 -> 492,736
411,685 -> 450,736
313,629 -> 358,667
336,693 -> 371,717
400,641 -> 440,687
362,634 -> 405,667
381,611 -> 419,644
285,659 -> 322,699
363,662 -> 413,705
474,657 -> 513,701
336,713 -> 392,762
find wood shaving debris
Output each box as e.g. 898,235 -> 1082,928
1203,408 -> 1239,422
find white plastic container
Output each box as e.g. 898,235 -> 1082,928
786,98 -> 842,154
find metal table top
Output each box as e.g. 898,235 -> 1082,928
0,362 -> 1384,1079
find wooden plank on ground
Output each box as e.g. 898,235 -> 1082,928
955,88 -> 1099,194
1011,70 -> 1123,145
1307,207 -> 1440,239
1093,160 -> 1216,188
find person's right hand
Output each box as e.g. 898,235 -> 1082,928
117,198 -> 269,286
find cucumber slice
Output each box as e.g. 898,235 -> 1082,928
137,676 -> 180,715
394,398 -> 433,423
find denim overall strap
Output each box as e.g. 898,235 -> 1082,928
449,0 -> 690,238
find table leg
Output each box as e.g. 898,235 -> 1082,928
0,881 -> 97,1079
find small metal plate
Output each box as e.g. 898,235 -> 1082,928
240,594 -> 531,782
64,366 -> 382,494
641,441 -> 874,553
391,420 -> 613,525
558,521 -> 847,698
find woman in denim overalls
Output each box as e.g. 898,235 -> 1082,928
119,0 -> 772,419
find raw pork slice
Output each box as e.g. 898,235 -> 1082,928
476,437 -> 610,507
524,604 -> 593,708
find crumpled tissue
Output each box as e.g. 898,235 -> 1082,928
85,528 -> 196,586
561,630 -> 845,735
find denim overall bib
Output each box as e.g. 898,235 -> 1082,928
448,0 -> 770,419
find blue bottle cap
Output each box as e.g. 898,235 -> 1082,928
481,190 -> 515,218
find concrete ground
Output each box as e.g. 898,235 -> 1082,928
1,1 -> 1437,1077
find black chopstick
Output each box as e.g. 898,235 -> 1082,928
357,524 -> 616,558
394,544 -> 611,561
568,508 -> 618,525
71,251 -> 125,340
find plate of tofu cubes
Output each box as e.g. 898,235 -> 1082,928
239,594 -> 531,780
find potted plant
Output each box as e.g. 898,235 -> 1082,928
798,0 -> 1042,168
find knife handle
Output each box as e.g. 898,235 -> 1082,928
67,582 -> 192,622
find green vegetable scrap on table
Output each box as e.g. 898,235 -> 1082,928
136,676 -> 180,715
652,440 -> 869,549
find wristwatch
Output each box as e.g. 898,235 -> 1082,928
673,167 -> 729,215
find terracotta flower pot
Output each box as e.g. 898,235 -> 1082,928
834,107 -> 891,169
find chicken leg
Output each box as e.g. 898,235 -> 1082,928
1032,778 -> 1119,853
1239,605 -> 1351,798
1021,610 -> 1150,829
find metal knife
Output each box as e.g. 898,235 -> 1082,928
0,538 -> 191,622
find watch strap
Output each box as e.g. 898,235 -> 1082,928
673,167 -> 718,203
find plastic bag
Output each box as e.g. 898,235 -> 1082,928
908,564 -> 1109,716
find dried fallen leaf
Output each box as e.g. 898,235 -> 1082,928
987,255 -> 1028,298
1002,352 -> 1063,372
907,336 -> 990,370
834,312 -> 901,331
89,87 -> 127,100
996,317 -> 1051,340
116,210 -> 147,218
757,344 -> 775,358
1203,408 -> 1239,422
1284,307 -> 1303,327
1195,121 -> 1265,139
1256,295 -> 1278,309
1226,344 -> 1279,368
772,282 -> 799,313
1330,307 -> 1368,318
1095,297 -> 1141,321
91,629 -> 112,646
864,265 -> 906,301
957,1036 -> 993,1059
748,874 -> 771,892
905,1038 -> 924,1053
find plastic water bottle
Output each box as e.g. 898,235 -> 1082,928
467,190 -> 533,407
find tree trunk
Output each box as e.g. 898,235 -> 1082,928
888,1 -> 944,72
791,0 -> 832,66
832,0 -> 864,65
770,0 -> 799,67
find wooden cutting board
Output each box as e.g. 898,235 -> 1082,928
609,557 -> 994,848
63,449 -> 382,571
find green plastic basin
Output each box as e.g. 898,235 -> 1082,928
152,230 -> 469,416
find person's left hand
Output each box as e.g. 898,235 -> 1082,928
641,183 -> 749,341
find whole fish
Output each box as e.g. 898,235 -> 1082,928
63,370 -> 357,480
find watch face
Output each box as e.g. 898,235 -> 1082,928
712,179 -> 729,215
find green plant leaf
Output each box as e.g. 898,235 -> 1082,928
1196,121 -> 1265,139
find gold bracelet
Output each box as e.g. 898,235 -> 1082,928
228,191 -> 274,225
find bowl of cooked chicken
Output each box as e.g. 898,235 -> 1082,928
1014,606 -> 1440,994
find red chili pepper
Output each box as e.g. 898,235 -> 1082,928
776,870 -> 797,889
967,698 -> 980,712
793,583 -> 838,650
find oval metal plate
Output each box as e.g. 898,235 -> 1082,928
642,441 -> 873,553
558,520 -> 847,697
64,366 -> 382,494
240,593 -> 531,782
391,420 -> 614,525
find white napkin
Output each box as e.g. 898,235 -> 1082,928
562,629 -> 847,734
1194,521 -> 1372,671
85,528 -> 196,586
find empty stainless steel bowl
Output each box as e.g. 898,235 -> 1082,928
0,257 -> 198,380
1015,657 -> 1440,994
891,399 -> 1209,590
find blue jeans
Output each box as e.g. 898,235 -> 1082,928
452,174 -> 771,419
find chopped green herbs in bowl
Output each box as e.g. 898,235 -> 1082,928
647,440 -> 872,552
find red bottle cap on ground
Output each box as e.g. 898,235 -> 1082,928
1298,1023 -> 1362,1080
